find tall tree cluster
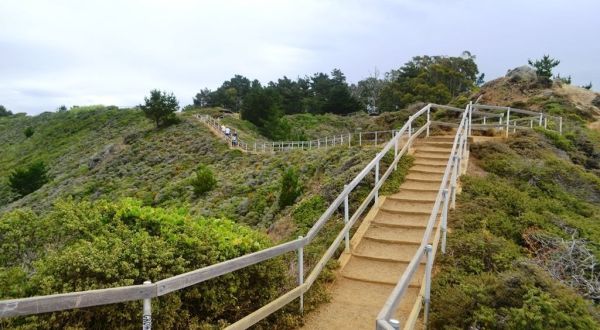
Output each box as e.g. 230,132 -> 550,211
193,69 -> 361,116
194,69 -> 361,139
351,51 -> 482,112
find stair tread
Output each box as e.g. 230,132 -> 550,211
354,239 -> 422,262
342,257 -> 425,286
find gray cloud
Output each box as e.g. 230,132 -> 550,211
0,0 -> 598,114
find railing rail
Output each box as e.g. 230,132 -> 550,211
375,103 -> 471,329
0,103 -> 562,330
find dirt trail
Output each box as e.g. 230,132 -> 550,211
301,136 -> 456,330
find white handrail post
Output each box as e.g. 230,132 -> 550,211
451,155 -> 458,209
375,131 -> 378,145
375,157 -> 380,203
483,116 -> 487,125
468,101 -> 473,137
394,131 -> 398,170
142,280 -> 152,330
348,133 -> 351,147
513,120 -> 516,133
408,116 -> 412,139
505,107 -> 511,137
559,117 -> 563,134
359,132 -> 362,146
344,185 -> 350,252
298,236 -> 304,313
544,116 -> 548,129
530,119 -> 533,128
424,245 -> 434,328
539,113 -> 543,126
426,106 -> 431,137
441,189 -> 449,254
325,136 -> 328,147
254,142 -> 256,152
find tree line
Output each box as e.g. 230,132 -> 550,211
189,51 -> 483,138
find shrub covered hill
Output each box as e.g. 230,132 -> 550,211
2,72 -> 600,329
0,104 -> 410,328
430,77 -> 600,328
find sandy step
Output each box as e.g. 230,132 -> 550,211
416,147 -> 452,154
388,190 -> 438,202
414,159 -> 448,167
415,141 -> 454,148
401,179 -> 443,190
414,152 -> 450,160
411,165 -> 447,174
300,278 -> 420,329
341,257 -> 424,286
425,136 -> 455,142
381,199 -> 436,212
405,172 -> 443,182
364,225 -> 431,245
372,210 -> 432,228
353,239 -> 422,263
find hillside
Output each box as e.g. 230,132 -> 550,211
1,105 -> 399,328
430,82 -> 600,328
0,108 -> 385,229
1,80 -> 600,328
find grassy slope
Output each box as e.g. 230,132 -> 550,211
1,106 -> 397,328
0,106 -> 150,207
1,108 -> 383,233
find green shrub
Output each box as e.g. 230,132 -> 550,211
190,164 -> 217,196
278,166 -> 301,209
0,199 -> 288,329
380,155 -> 414,195
292,195 -> 326,235
8,161 -> 49,197
24,126 -> 34,138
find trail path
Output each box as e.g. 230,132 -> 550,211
301,136 -> 455,330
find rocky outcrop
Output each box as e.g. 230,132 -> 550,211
506,66 -> 537,83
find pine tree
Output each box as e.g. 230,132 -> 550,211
528,55 -> 560,79
139,89 -> 179,128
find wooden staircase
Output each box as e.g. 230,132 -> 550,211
301,136 -> 455,330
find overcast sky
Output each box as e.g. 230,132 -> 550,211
1,0 -> 598,114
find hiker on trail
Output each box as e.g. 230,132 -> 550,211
220,125 -> 226,133
225,127 -> 231,137
232,135 -> 238,146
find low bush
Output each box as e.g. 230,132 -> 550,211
0,199 -> 288,329
24,126 -> 34,138
8,161 -> 49,197
190,164 -> 217,196
279,166 -> 301,209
